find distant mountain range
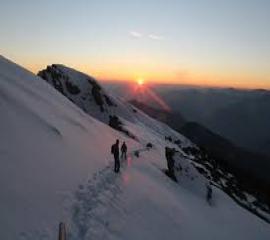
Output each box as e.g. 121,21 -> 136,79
146,86 -> 270,157
108,83 -> 270,157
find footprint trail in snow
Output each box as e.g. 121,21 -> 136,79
69,149 -> 146,240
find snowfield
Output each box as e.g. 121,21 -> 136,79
0,56 -> 269,240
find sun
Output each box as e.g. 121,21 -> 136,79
137,78 -> 144,86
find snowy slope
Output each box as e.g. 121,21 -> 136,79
0,56 -> 139,239
0,56 -> 270,240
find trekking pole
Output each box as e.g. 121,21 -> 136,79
58,222 -> 67,240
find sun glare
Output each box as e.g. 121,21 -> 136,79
137,78 -> 144,86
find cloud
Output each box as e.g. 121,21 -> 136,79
148,34 -> 164,40
128,31 -> 164,40
129,31 -> 143,38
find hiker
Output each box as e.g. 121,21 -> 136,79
111,139 -> 120,173
121,141 -> 127,160
165,147 -> 176,181
206,183 -> 213,204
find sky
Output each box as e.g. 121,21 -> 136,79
1,0 -> 270,89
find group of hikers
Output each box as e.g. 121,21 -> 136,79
110,139 -> 213,204
111,139 -> 127,173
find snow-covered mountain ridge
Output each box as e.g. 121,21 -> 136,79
37,64 -> 160,140
0,56 -> 270,239
38,63 -> 270,223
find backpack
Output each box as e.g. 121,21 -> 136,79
111,144 -> 115,154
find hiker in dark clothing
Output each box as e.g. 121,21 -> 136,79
121,142 -> 127,160
206,183 -> 213,205
165,147 -> 174,173
111,139 -> 120,173
165,147 -> 177,181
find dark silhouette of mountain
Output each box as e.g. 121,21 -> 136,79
206,93 -> 270,157
148,87 -> 270,157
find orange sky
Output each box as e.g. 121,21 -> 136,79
24,60 -> 270,90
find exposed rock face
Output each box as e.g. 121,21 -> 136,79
38,65 -> 136,139
38,66 -> 65,95
38,65 -> 117,116
65,80 -> 80,95
91,81 -> 104,111
109,115 -> 136,139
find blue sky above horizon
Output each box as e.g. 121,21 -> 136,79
1,0 -> 270,88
